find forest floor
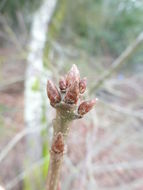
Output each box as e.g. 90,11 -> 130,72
0,46 -> 26,189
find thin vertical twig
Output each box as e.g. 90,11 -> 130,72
46,65 -> 96,190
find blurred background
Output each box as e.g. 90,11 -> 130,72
0,0 -> 143,189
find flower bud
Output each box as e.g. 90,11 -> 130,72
79,77 -> 87,94
47,80 -> 61,105
78,99 -> 96,115
52,132 -> 64,153
59,76 -> 67,92
64,81 -> 79,104
66,64 -> 80,87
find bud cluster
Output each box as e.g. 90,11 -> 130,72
47,64 -> 96,116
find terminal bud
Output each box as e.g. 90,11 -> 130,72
59,76 -> 67,92
64,81 -> 79,104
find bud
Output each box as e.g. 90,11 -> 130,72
66,64 -> 80,87
52,132 -> 64,153
64,81 -> 79,104
78,99 -> 96,115
71,64 -> 80,78
59,76 -> 67,92
79,77 -> 87,94
47,80 -> 61,105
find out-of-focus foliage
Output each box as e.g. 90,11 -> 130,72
1,0 -> 143,56
0,0 -> 43,27
59,0 -> 143,56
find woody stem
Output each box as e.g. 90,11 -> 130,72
46,150 -> 63,190
46,110 -> 72,190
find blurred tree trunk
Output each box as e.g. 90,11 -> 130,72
24,0 -> 57,189
24,0 -> 68,188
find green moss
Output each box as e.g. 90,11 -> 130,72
31,78 -> 40,91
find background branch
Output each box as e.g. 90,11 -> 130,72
90,32 -> 143,93
0,123 -> 51,163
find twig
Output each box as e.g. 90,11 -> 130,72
0,123 -> 50,163
93,160 -> 143,173
46,65 -> 96,190
90,32 -> 143,93
100,99 -> 143,119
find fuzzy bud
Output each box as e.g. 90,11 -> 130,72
64,81 -> 79,104
79,77 -> 87,94
59,76 -> 67,92
47,80 -> 61,105
66,64 -> 80,87
78,99 -> 96,115
52,132 -> 64,153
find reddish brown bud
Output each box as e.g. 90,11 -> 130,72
47,80 -> 61,105
59,76 -> 66,92
79,77 -> 87,94
66,64 -> 80,87
52,132 -> 64,153
64,81 -> 79,104
78,99 -> 96,115
71,64 -> 80,78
